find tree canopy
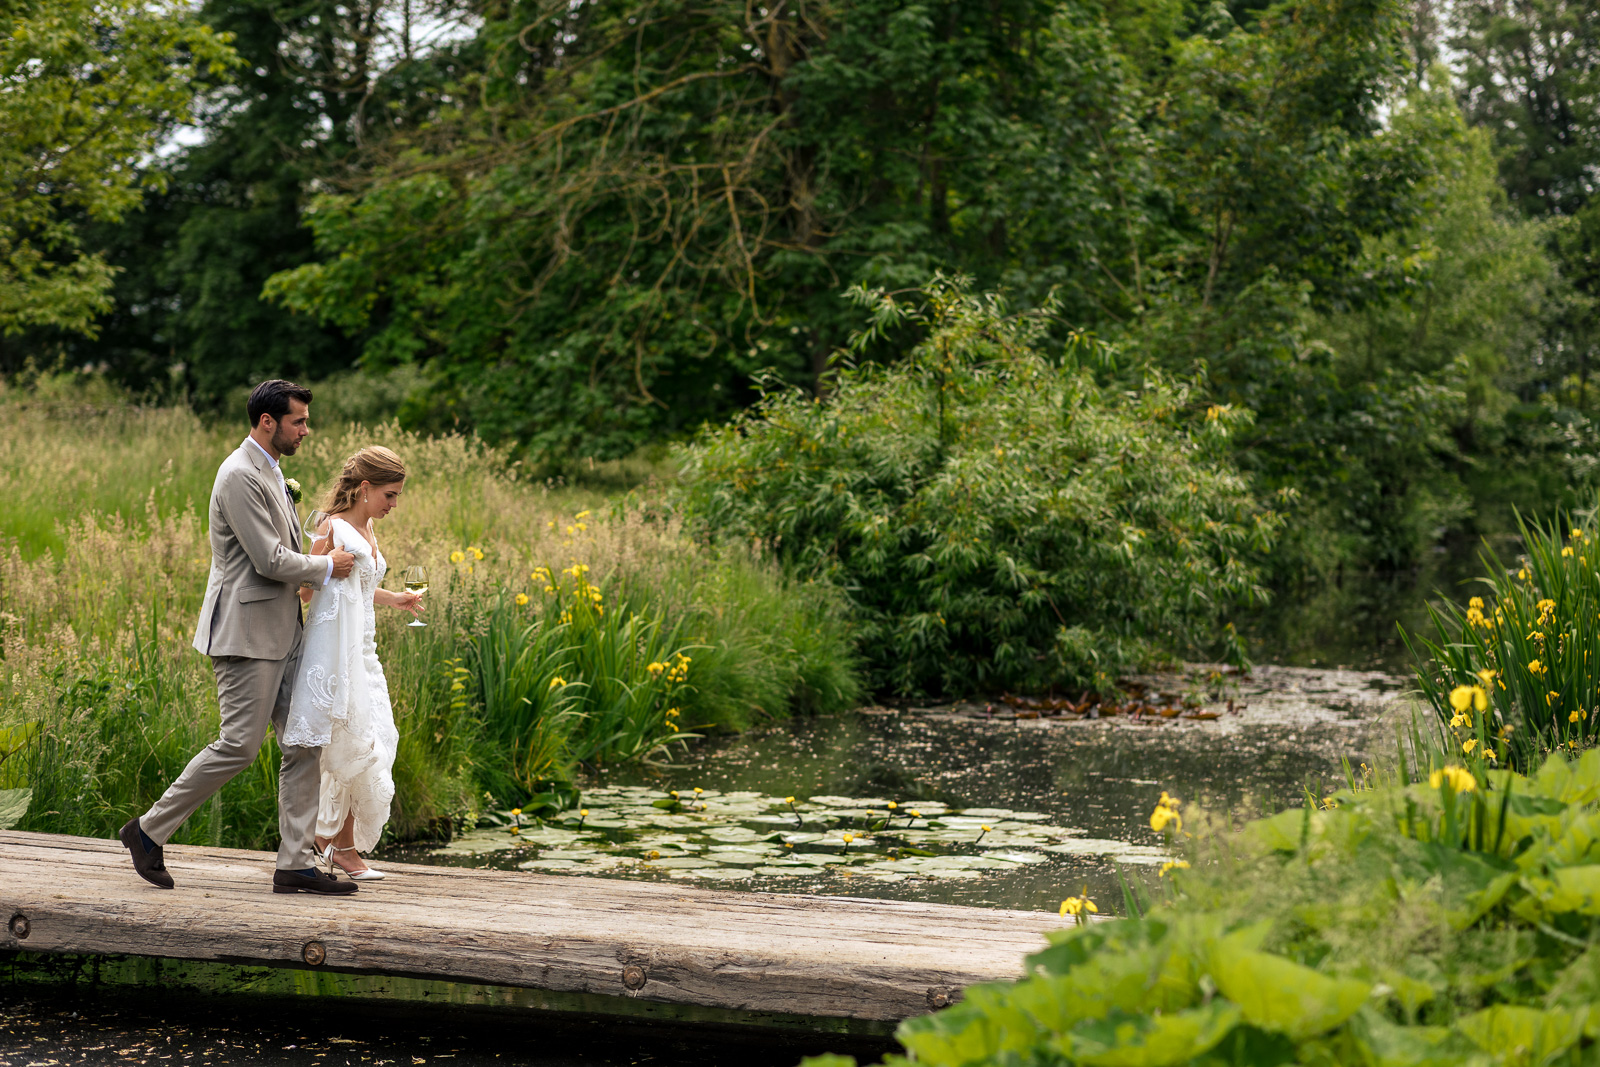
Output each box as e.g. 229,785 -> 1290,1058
0,0 -> 234,337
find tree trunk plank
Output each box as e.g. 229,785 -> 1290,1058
0,830 -> 1058,1022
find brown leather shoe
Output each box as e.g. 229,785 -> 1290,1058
119,818 -> 174,890
272,868 -> 358,895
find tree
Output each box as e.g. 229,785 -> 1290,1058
19,0 -> 477,406
0,0 -> 234,338
1452,0 -> 1600,216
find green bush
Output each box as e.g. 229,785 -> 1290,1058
679,279 -> 1282,697
812,748 -> 1600,1067
1406,506 -> 1600,765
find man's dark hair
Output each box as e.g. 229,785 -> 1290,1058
247,380 -> 314,428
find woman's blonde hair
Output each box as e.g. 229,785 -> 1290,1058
316,446 -> 407,516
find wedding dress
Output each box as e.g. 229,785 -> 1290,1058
284,516 -> 398,852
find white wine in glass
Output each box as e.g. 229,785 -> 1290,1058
403,564 -> 428,627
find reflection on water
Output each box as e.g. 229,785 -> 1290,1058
393,667 -> 1400,916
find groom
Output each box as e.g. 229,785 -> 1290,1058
120,380 -> 360,895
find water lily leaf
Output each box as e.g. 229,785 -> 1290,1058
431,826 -> 585,854
1209,947 -> 1369,1040
1042,839 -> 1172,864
648,856 -> 723,869
673,867 -> 754,881
920,855 -> 1024,871
705,852 -> 771,866
749,814 -> 815,826
1456,1005 -> 1584,1064
704,825 -> 764,841
809,795 -> 870,807
985,849 -> 1048,864
0,787 -> 30,830
1057,1001 -> 1242,1067
517,858 -> 585,870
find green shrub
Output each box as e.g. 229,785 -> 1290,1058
1406,507 -> 1600,766
812,747 -> 1600,1067
679,279 -> 1282,697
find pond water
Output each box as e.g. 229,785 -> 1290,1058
391,664 -> 1406,916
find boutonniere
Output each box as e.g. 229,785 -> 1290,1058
284,477 -> 303,504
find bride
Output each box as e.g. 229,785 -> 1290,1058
285,445 -> 422,880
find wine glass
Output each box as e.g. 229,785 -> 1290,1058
303,509 -> 328,548
403,564 -> 428,627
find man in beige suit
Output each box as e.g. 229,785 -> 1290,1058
120,380 -> 361,895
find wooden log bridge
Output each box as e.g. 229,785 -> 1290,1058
0,831 -> 1064,1033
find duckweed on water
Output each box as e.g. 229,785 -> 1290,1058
425,787 -> 1168,885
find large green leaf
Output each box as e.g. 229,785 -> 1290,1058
1348,1007 -> 1481,1067
1209,947 -> 1371,1040
1455,1005 -> 1585,1066
1056,1001 -> 1242,1067
1244,808 -> 1308,853
1415,842 -> 1519,926
0,787 -> 31,831
1027,919 -> 1170,978
895,986 -> 1038,1067
1546,947 -> 1600,1016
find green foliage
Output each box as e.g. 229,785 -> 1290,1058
256,0 -> 1432,465
468,566 -> 691,792
1452,0 -> 1600,218
809,749 -> 1600,1067
0,0 -> 234,337
680,279 -> 1280,696
0,388 -> 862,846
1407,506 -> 1600,764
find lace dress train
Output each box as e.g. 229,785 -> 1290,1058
284,517 -> 398,852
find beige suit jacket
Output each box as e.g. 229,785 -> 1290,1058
192,442 -> 328,660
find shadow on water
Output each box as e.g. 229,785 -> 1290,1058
0,984 -> 893,1067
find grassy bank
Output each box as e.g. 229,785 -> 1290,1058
0,381 -> 860,847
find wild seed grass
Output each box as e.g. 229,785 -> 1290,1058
0,381 -> 861,847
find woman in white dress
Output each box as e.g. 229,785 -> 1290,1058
285,446 -> 422,880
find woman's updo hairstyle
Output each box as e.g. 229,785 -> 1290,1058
317,446 -> 407,516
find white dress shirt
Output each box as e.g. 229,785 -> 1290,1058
245,436 -> 332,586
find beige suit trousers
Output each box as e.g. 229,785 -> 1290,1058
141,642 -> 321,870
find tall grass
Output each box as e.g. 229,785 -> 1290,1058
1406,504 -> 1600,767
0,379 -> 861,846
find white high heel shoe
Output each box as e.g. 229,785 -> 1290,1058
321,842 -> 386,881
